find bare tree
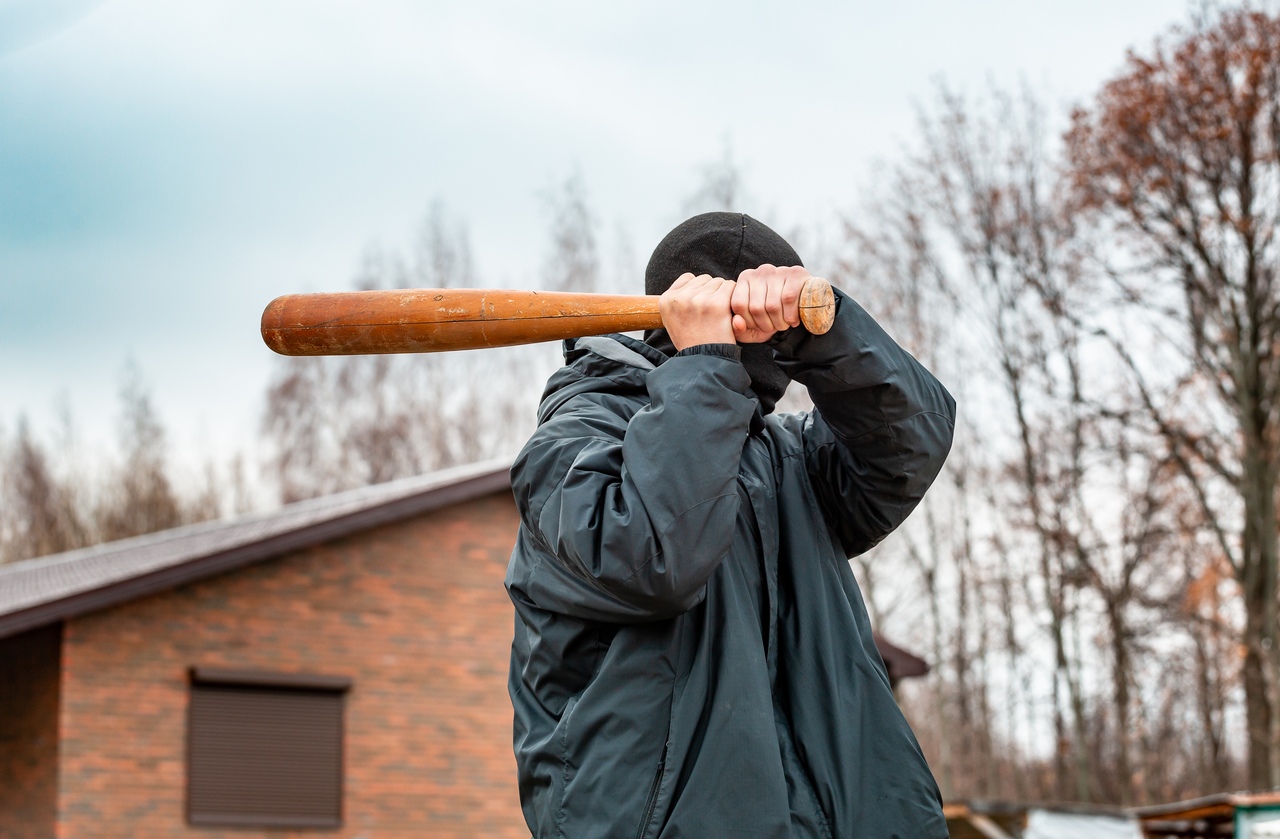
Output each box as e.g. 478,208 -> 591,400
0,418 -> 90,561
605,220 -> 641,295
413,199 -> 476,290
886,85 -> 1098,800
262,201 -> 546,503
542,173 -> 600,293
96,363 -> 185,541
837,76 -> 1234,803
0,363 -> 244,563
1064,7 -> 1280,787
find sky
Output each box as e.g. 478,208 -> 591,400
1,0 -> 1193,471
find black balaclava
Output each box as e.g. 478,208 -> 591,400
644,212 -> 800,414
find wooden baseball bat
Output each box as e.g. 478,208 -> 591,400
261,278 -> 835,356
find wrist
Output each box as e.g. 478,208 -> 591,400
670,324 -> 736,352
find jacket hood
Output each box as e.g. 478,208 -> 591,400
540,334 -> 767,432
536,334 -> 665,424
643,212 -> 803,414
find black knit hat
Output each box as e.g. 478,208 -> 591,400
644,212 -> 801,414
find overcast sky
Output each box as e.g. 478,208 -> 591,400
1,0 -> 1191,468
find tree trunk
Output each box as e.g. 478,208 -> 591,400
1192,627 -> 1227,792
1107,599 -> 1133,804
1240,437 -> 1278,788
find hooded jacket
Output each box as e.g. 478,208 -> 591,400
506,279 -> 956,838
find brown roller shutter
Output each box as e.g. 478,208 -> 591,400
187,670 -> 349,828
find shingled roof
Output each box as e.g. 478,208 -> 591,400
0,459 -> 512,641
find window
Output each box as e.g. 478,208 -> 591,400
187,667 -> 351,828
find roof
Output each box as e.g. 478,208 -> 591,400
943,802 -> 1025,839
1131,790 -> 1280,828
944,800 -> 1144,839
0,459 -> 513,641
875,633 -> 930,683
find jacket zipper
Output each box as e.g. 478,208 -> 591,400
635,743 -> 667,839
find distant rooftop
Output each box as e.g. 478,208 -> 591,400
1129,790 -> 1280,818
0,459 -> 512,640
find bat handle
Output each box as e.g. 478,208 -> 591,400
797,276 -> 835,335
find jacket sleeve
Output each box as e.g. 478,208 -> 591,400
770,287 -> 956,557
510,345 -> 756,622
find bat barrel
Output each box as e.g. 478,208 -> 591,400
261,289 -> 663,356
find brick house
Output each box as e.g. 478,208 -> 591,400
0,460 -> 929,838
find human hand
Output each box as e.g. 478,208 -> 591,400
730,264 -> 808,344
659,273 -> 737,351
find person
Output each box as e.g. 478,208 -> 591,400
505,212 -> 955,838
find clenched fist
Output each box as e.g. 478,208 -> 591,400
730,264 -> 808,344
660,273 -> 738,351
659,265 -> 810,352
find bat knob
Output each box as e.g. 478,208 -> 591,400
798,277 -> 835,335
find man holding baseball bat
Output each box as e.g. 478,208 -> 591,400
505,213 -> 954,837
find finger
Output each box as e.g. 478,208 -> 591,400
764,274 -> 789,332
731,279 -> 756,334
706,275 -> 727,302
697,274 -> 732,296
746,275 -> 770,333
780,273 -> 803,327
668,272 -> 696,292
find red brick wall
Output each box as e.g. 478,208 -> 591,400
0,623 -> 61,839
58,491 -> 527,838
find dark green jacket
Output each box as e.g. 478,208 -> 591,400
506,290 -> 955,838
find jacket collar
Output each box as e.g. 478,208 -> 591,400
553,334 -> 768,434
564,333 -> 668,369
